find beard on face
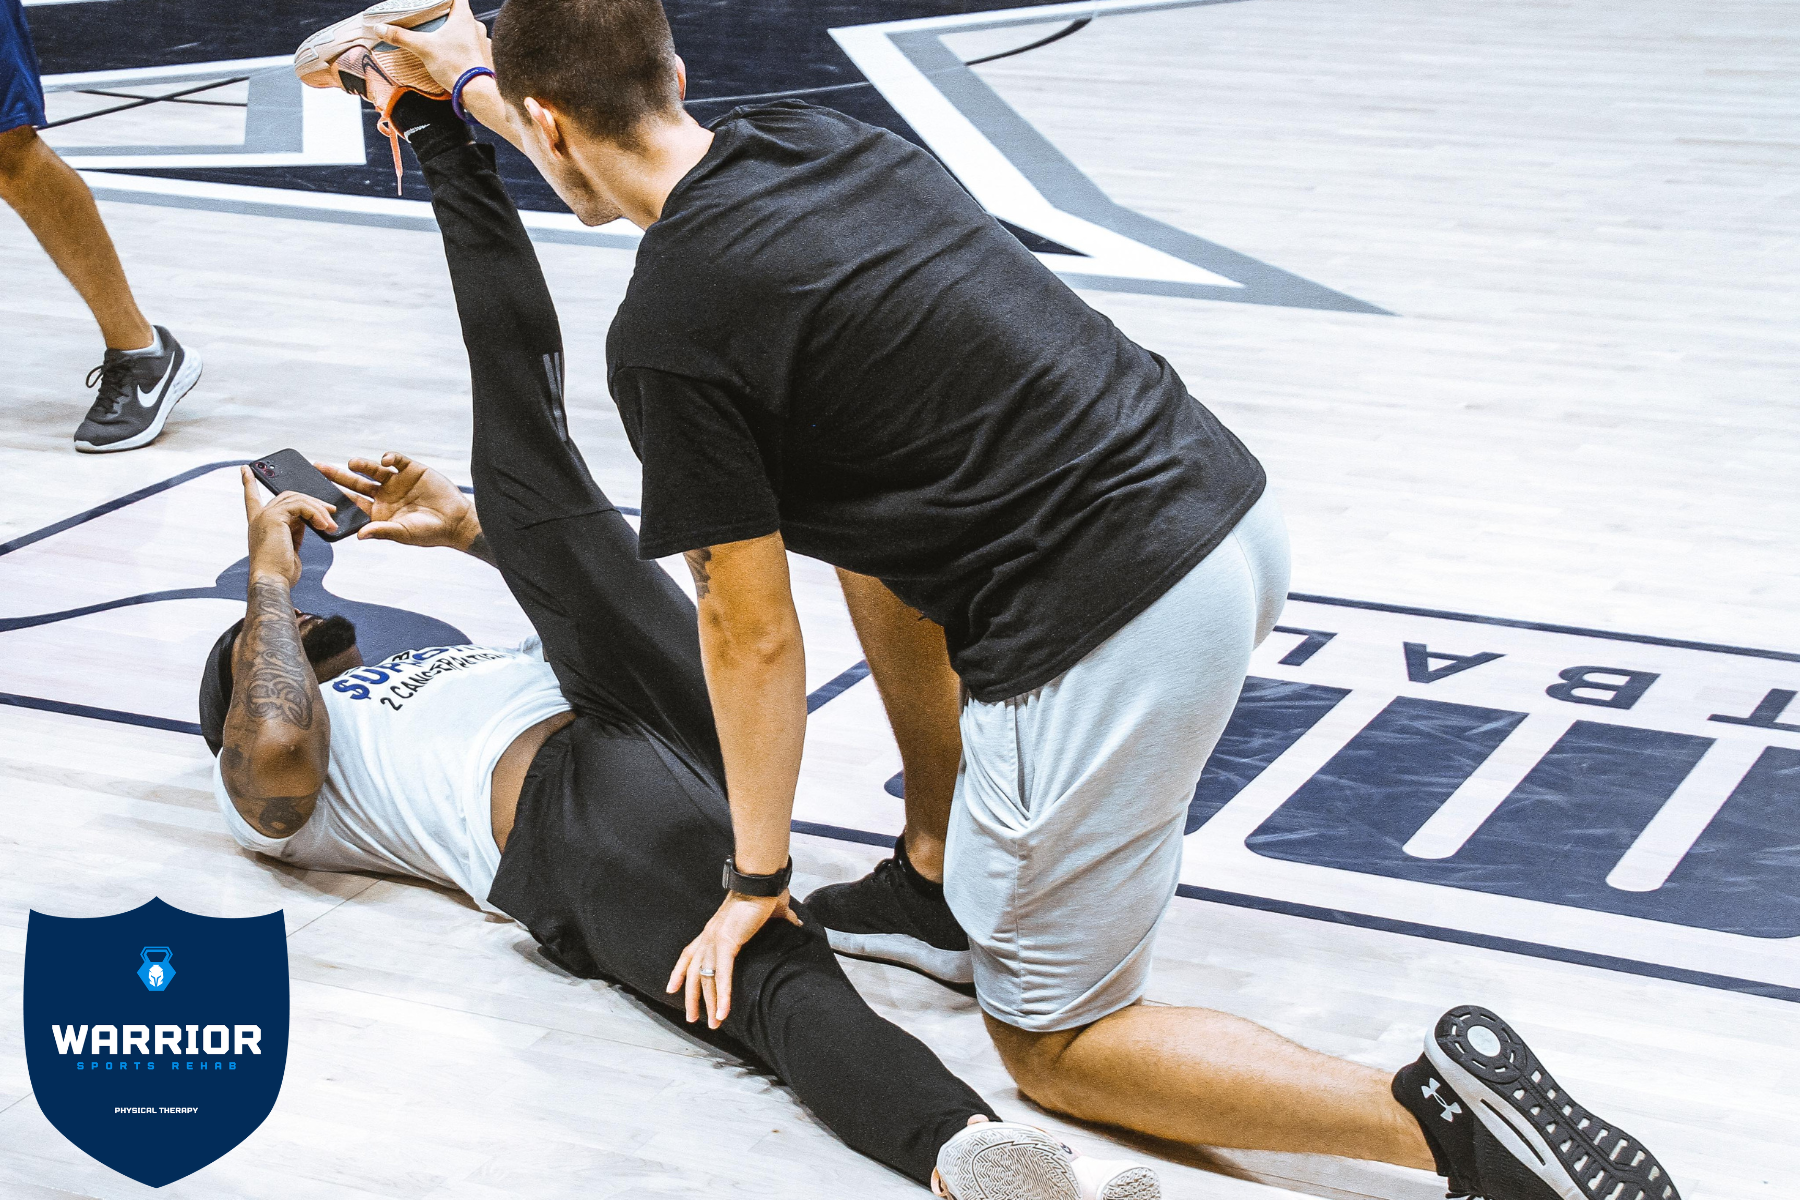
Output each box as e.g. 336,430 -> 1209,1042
300,614 -> 358,666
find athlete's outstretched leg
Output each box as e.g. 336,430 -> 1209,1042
409,117 -> 722,785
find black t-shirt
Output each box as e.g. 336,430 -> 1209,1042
608,102 -> 1266,702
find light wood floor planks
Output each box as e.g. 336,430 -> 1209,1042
2,1 -> 1797,1197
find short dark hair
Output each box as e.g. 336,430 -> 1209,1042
492,0 -> 683,146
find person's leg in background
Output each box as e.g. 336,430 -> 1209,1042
0,0 -> 201,451
0,127 -> 150,352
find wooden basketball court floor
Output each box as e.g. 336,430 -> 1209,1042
1,1 -> 1796,1196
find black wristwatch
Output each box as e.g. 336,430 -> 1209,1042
722,855 -> 793,897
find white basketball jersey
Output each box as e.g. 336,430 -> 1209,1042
212,639 -> 572,911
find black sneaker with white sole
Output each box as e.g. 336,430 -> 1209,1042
74,326 -> 202,453
1394,1005 -> 1681,1200
803,835 -> 974,994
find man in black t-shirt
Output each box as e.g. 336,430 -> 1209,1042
373,6 -> 1688,1200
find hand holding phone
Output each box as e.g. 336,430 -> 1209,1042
249,449 -> 371,542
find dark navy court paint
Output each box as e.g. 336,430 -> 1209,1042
1657,747 -> 1800,937
1184,676 -> 1351,833
24,898 -> 289,1188
1244,695 -> 1524,853
1453,722 -> 1711,916
1246,707 -> 1800,938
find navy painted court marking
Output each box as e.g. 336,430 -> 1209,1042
4,464 -> 1795,1004
0,691 -> 203,737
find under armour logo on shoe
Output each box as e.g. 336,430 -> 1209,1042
1422,1077 -> 1463,1122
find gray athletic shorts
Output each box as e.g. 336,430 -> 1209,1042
943,490 -> 1290,1032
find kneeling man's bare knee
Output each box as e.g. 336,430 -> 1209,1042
982,1012 -> 1089,1112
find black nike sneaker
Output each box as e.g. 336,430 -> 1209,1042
73,326 -> 202,453
1394,1005 -> 1680,1200
803,835 -> 974,994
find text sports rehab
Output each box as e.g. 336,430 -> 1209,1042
47,1022 -> 264,1067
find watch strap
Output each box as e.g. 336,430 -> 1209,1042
722,855 -> 792,897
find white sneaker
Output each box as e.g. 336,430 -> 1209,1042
1071,1153 -> 1161,1200
934,1123 -> 1160,1200
935,1123 -> 1078,1200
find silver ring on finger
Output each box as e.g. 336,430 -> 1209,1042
698,966 -> 716,978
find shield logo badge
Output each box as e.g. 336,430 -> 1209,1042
24,897 -> 289,1188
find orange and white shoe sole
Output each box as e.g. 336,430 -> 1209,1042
293,0 -> 454,97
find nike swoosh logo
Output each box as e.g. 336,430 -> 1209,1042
136,357 -> 175,408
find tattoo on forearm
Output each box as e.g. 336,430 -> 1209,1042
684,548 -> 713,599
464,531 -> 497,566
220,577 -> 327,838
240,579 -> 315,728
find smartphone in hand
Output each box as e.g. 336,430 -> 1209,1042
249,449 -> 371,542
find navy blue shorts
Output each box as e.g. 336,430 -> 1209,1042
1,0 -> 46,134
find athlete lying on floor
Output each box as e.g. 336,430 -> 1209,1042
192,139 -> 1156,1200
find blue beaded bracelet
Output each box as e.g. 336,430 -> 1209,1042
451,66 -> 496,123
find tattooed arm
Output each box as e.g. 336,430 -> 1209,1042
221,472 -> 337,839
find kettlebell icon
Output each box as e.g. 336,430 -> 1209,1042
137,946 -> 176,992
